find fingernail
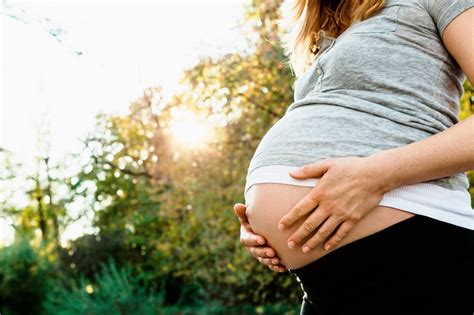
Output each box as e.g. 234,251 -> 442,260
257,238 -> 265,245
325,244 -> 331,251
278,223 -> 285,231
289,169 -> 299,176
272,259 -> 278,264
302,246 -> 310,253
288,241 -> 295,249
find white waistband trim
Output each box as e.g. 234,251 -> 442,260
244,165 -> 474,230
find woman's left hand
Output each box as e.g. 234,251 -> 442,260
277,156 -> 391,253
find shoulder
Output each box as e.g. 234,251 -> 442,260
418,0 -> 474,38
439,4 -> 474,83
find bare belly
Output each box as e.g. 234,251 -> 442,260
245,183 -> 415,270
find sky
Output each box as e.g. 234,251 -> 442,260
0,0 -> 251,245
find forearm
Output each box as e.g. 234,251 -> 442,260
368,115 -> 474,192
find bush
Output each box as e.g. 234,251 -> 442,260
43,259 -> 167,315
0,239 -> 51,315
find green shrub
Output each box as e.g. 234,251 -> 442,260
43,259 -> 167,315
0,239 -> 51,315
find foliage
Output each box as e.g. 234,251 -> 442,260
42,260 -> 166,315
43,259 -> 301,315
461,80 -> 474,206
0,239 -> 51,315
57,0 -> 302,307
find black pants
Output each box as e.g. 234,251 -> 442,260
288,214 -> 474,315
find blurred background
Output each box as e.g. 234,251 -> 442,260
1,0 -> 473,314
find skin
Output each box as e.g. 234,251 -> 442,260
244,181 -> 415,270
234,7 -> 474,272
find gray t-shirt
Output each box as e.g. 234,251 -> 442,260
247,0 -> 474,192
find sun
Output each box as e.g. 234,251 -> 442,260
166,108 -> 213,149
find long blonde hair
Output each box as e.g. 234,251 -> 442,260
278,0 -> 386,77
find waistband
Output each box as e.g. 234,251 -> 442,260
244,165 -> 474,230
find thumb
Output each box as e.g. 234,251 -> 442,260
289,160 -> 331,179
233,203 -> 247,220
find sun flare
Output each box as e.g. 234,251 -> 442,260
167,108 -> 213,149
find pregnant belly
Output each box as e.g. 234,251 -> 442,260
245,183 -> 415,270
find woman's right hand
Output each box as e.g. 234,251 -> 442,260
234,203 -> 287,272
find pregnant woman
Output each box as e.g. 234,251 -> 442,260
234,0 -> 474,313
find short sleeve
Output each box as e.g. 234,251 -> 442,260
423,0 -> 474,37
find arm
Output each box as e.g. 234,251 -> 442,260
374,6 -> 474,192
278,8 -> 474,251
372,115 -> 474,193
279,115 -> 473,252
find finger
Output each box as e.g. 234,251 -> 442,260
234,203 -> 248,222
278,191 -> 321,231
288,160 -> 331,179
269,265 -> 287,273
238,208 -> 266,246
302,216 -> 342,253
323,220 -> 355,251
240,227 -> 266,246
256,255 -> 284,268
249,246 -> 277,259
286,209 -> 329,249
258,257 -> 275,267
236,204 -> 266,244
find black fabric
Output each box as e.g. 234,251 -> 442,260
289,214 -> 474,315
